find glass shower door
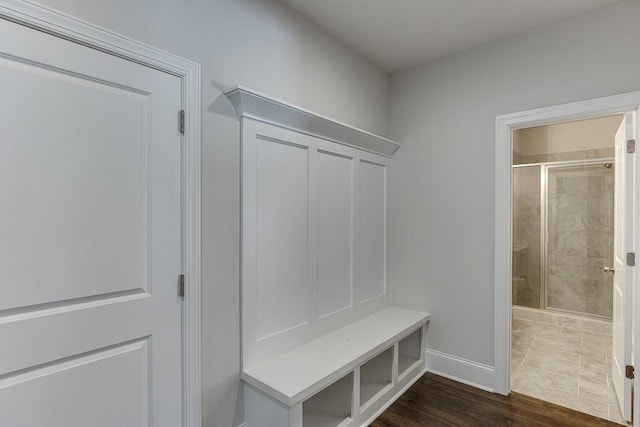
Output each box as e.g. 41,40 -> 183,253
513,166 -> 541,308
546,163 -> 614,318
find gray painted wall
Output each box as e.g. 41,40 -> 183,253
15,0 -> 640,421
31,1 -> 389,425
389,0 -> 640,369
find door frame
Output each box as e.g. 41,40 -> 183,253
0,1 -> 202,426
494,92 -> 640,414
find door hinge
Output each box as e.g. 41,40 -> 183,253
627,139 -> 635,154
626,365 -> 634,379
179,110 -> 185,135
627,252 -> 636,267
178,274 -> 185,298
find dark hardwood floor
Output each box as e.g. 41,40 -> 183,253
371,373 -> 622,427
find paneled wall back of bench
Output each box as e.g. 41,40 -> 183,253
241,118 -> 391,368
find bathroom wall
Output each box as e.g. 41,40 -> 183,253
546,164 -> 614,317
513,115 -> 621,164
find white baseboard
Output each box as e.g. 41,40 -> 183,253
426,349 -> 495,392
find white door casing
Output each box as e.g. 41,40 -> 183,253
0,2 -> 202,425
612,113 -> 635,421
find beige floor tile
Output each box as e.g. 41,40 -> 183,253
581,355 -> 610,372
561,326 -> 589,336
567,394 -> 610,420
579,369 -> 609,388
511,368 -> 522,384
512,340 -> 533,353
558,316 -> 612,336
511,311 -> 618,424
513,385 -> 576,409
608,402 -> 630,425
541,332 -> 582,346
512,318 -> 526,330
532,336 -> 582,354
583,329 -> 614,338
582,332 -> 613,348
511,350 -> 526,367
522,353 -> 580,376
512,329 -> 536,345
534,328 -> 573,341
581,344 -> 608,362
518,321 -> 563,337
518,321 -> 578,339
579,378 -> 618,405
513,375 -> 610,422
511,367 -> 521,382
511,350 -> 526,382
526,346 -> 581,365
511,366 -> 578,395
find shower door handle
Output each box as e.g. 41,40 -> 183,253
604,267 -> 615,274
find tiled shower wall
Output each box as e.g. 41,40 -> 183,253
546,165 -> 614,317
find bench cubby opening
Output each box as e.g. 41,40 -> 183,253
303,372 -> 353,427
359,347 -> 393,410
398,328 -> 423,379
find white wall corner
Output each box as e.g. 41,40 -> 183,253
426,349 -> 495,393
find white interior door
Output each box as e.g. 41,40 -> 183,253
613,112 -> 634,422
0,17 -> 183,426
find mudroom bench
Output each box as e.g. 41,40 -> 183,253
226,86 -> 430,427
244,307 -> 429,427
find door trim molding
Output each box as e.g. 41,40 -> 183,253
494,92 -> 640,404
0,1 -> 202,425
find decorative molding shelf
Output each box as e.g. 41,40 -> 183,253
224,85 -> 400,157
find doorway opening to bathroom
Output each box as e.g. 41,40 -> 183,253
494,91 -> 640,427
494,92 -> 640,427
511,116 -> 623,423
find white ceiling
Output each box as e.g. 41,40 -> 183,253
280,0 -> 623,73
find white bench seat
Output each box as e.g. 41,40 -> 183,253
242,306 -> 430,407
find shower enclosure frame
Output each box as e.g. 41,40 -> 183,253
513,158 -> 614,320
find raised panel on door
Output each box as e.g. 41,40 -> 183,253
359,160 -> 387,302
0,340 -> 149,427
0,55 -> 149,311
317,150 -> 354,318
256,137 -> 310,339
0,16 -> 182,426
